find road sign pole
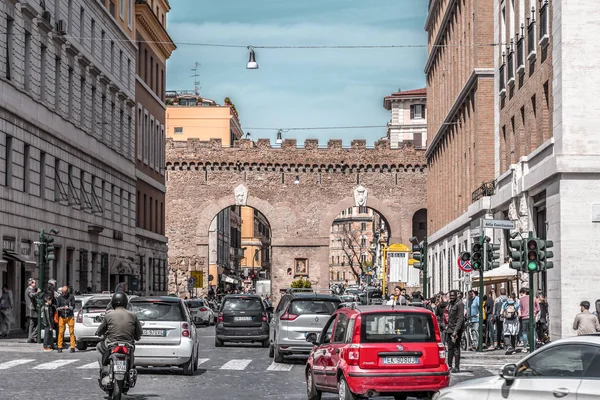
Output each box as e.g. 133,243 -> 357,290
477,220 -> 484,352
422,237 -> 428,300
36,229 -> 45,344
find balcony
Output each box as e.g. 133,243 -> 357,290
516,37 -> 525,75
499,63 -> 506,97
507,50 -> 515,87
528,20 -> 537,61
472,180 -> 496,202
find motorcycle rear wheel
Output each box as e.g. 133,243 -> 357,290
112,380 -> 124,400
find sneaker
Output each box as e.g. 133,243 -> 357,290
43,347 -> 53,352
488,346 -> 495,351
57,348 -> 62,353
69,348 -> 75,353
505,347 -> 513,356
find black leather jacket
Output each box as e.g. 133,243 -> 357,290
447,299 -> 465,335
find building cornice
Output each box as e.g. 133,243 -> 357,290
136,169 -> 166,192
136,3 -> 176,60
425,68 -> 494,159
424,0 -> 457,75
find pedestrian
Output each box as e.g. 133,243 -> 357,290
386,286 -> 407,306
41,294 -> 56,352
518,287 -> 539,352
25,278 -> 40,343
0,284 -> 14,338
467,290 -> 480,349
435,297 -> 448,344
594,299 -> 600,319
56,286 -> 76,353
493,288 -> 509,349
446,289 -> 465,373
502,293 -> 520,355
485,292 -> 495,350
573,300 -> 600,336
536,292 -> 549,344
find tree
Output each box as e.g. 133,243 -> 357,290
334,226 -> 372,282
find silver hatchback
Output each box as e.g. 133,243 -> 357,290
269,294 -> 340,363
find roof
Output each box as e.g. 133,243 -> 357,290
131,296 -> 182,303
343,304 -> 433,314
289,293 -> 340,300
383,88 -> 427,109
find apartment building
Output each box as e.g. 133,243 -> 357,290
383,88 -> 428,149
0,0 -> 138,330
134,0 -> 175,295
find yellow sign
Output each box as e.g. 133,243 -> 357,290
190,271 -> 203,288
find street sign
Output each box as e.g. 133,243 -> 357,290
190,271 -> 203,288
470,227 -> 481,238
457,257 -> 473,273
482,219 -> 515,230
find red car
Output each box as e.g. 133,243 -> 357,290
305,304 -> 449,400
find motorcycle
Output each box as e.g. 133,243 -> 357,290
98,341 -> 137,400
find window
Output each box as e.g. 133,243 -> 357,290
160,125 -> 165,175
137,106 -> 143,160
144,49 -> 148,80
91,86 -> 97,133
101,93 -> 106,141
110,101 -> 115,146
333,313 -> 350,343
79,7 -> 84,44
160,69 -> 164,100
91,19 -> 96,55
79,169 -> 85,206
516,344 -> 598,378
67,0 -> 73,32
155,122 -> 160,170
40,152 -> 46,198
539,0 -> 549,46
410,104 -> 425,119
101,31 -> 105,64
54,158 -> 60,201
149,116 -> 154,167
67,67 -> 74,119
160,202 -> 164,233
359,206 -> 368,214
120,0 -> 125,19
528,8 -> 537,59
40,45 -> 47,102
361,222 -> 367,231
155,62 -> 159,95
128,0 -> 133,28
321,316 -> 336,344
80,77 -> 86,126
127,114 -> 132,157
127,58 -> 131,89
361,237 -> 367,247
119,50 -> 123,81
361,312 -> 435,343
119,108 -> 124,151
24,31 -> 31,91
144,112 -> 149,163
143,193 -> 147,229
54,57 -> 61,110
174,127 -> 183,135
109,1 -> 115,17
4,136 -> 12,187
149,196 -> 153,231
149,57 -> 154,90
23,144 -> 30,193
5,16 -> 13,80
154,198 -> 158,232
110,41 -> 114,74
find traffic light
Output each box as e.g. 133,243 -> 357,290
411,241 -> 423,270
460,251 -> 471,262
45,236 -> 55,263
471,242 -> 483,271
526,239 -> 539,272
486,240 -> 501,269
540,240 -> 554,270
508,238 -> 524,270
250,272 -> 256,280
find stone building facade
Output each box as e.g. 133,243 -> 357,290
383,88 -> 427,150
0,0 -> 138,330
165,138 -> 427,304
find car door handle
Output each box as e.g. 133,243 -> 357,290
553,388 -> 570,398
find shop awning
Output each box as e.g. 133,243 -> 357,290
471,263 -> 517,285
2,250 -> 37,266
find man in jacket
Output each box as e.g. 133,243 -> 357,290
25,278 -> 39,343
446,289 -> 465,373
573,301 -> 600,335
56,286 -> 76,352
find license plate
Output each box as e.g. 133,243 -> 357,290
113,360 -> 127,373
383,356 -> 418,365
143,329 -> 166,337
234,316 -> 252,322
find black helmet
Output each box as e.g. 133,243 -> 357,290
112,292 -> 128,308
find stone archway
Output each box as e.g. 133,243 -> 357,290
166,137 -> 427,302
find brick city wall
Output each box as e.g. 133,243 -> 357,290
165,138 -> 427,301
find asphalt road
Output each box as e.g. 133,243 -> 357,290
0,326 -> 519,400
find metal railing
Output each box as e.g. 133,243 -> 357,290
472,180 -> 496,202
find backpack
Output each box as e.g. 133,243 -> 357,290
504,301 -> 517,320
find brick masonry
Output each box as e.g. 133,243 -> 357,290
165,138 -> 427,303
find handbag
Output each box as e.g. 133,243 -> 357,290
53,311 -> 59,325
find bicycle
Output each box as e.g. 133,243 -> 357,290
461,320 -> 479,351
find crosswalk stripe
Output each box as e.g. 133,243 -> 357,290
220,359 -> 252,370
77,361 -> 100,369
0,359 -> 35,369
33,359 -> 79,370
266,362 -> 293,372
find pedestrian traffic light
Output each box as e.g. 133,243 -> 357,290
471,242 -> 483,270
508,239 -> 522,270
527,239 -> 539,271
486,240 -> 501,270
540,240 -> 554,270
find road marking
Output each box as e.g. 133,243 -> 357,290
266,362 -> 293,372
33,359 -> 79,370
77,361 -> 100,369
220,359 -> 252,370
197,358 -> 210,366
0,359 -> 35,369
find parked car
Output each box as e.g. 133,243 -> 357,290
305,304 -> 449,400
215,294 -> 270,347
269,292 -> 341,363
130,296 -> 199,375
433,334 -> 600,400
185,299 -> 215,326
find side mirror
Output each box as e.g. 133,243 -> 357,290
500,363 -> 517,383
306,332 -> 320,346
266,306 -> 274,313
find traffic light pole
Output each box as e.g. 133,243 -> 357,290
528,231 -> 535,353
36,229 -> 45,344
422,237 -> 428,300
477,228 -> 485,353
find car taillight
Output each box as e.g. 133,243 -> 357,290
111,345 -> 129,354
217,312 -> 223,323
76,309 -> 83,323
199,307 -> 208,312
344,316 -> 362,366
182,322 -> 190,337
280,312 -> 298,321
261,312 -> 268,322
438,342 -> 445,360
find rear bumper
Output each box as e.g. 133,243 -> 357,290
345,368 -> 450,395
215,323 -> 269,341
134,339 -> 194,367
74,324 -> 100,342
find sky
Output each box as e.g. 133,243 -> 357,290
166,0 -> 429,146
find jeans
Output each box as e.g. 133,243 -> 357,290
471,322 -> 479,349
43,327 -> 54,348
58,316 -> 76,349
495,318 -> 504,346
28,316 -> 38,341
487,318 -> 495,346
521,319 -> 531,348
447,331 -> 462,369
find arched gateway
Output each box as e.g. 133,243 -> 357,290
165,137 -> 427,302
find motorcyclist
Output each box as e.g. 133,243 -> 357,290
95,292 -> 142,381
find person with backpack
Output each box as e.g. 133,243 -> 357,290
502,293 -> 521,355
493,288 -> 509,350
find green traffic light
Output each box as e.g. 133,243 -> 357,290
528,261 -> 537,271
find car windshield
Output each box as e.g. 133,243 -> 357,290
84,298 -> 111,310
222,297 -> 263,312
289,299 -> 339,315
186,300 -> 204,308
361,312 -> 435,343
131,301 -> 185,321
